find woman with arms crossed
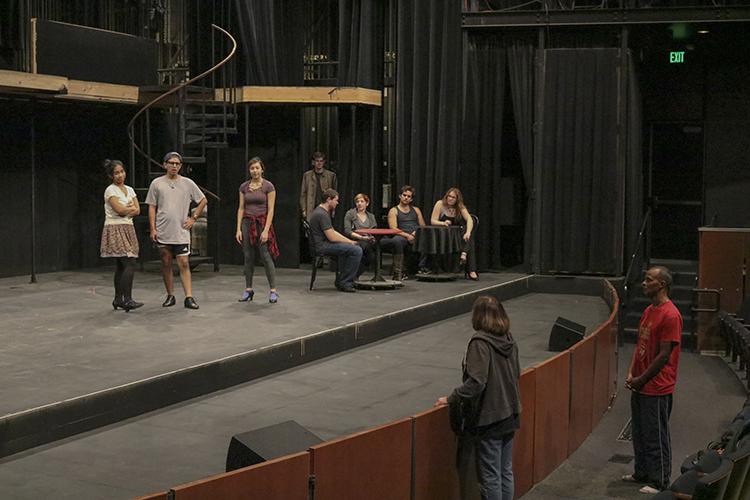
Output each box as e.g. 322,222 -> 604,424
235,157 -> 280,303
100,159 -> 143,312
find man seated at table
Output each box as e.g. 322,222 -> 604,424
382,185 -> 427,280
308,188 -> 363,292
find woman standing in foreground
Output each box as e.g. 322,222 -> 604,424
235,157 -> 280,303
436,296 -> 521,500
100,159 -> 143,311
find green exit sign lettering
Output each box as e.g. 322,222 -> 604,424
670,51 -> 685,63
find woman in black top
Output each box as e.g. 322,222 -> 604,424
430,187 -> 477,280
343,193 -> 377,273
437,295 -> 521,500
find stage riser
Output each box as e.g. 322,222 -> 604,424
0,275 -> 609,459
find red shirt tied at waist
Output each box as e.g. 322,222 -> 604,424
243,213 -> 280,259
632,300 -> 682,396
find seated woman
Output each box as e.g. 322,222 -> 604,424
343,193 -> 377,274
430,187 -> 477,280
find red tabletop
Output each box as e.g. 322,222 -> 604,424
354,228 -> 401,236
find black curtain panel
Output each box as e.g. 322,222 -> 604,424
538,49 -> 624,274
337,0 -> 383,88
625,51 -> 644,273
336,105 -> 383,225
394,0 -> 463,211
232,0 -> 304,85
461,35 -> 507,271
507,40 -> 536,267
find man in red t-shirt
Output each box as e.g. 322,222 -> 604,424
622,266 -> 682,494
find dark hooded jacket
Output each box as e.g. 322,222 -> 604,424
448,330 -> 521,434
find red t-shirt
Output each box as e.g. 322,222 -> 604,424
632,300 -> 682,396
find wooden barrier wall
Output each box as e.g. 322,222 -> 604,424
135,282 -> 620,500
310,418 -> 412,500
169,452 -> 309,500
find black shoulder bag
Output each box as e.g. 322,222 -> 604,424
449,338 -> 491,435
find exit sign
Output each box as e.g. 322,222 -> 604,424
670,51 -> 685,63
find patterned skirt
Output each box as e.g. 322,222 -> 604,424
100,224 -> 139,258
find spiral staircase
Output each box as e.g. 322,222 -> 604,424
127,24 -> 238,271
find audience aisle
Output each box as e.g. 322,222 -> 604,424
522,344 -> 747,499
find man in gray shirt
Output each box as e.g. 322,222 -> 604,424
146,152 -> 207,309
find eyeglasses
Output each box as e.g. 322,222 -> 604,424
166,161 -> 182,166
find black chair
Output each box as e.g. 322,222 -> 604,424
302,219 -> 337,290
670,457 -> 733,500
723,436 -> 750,500
463,214 -> 479,279
302,219 -> 324,290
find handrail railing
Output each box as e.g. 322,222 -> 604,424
621,207 -> 652,306
127,23 -> 237,201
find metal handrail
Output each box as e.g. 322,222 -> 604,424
621,207 -> 652,305
127,23 -> 237,201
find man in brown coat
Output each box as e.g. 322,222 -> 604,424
300,151 -> 337,220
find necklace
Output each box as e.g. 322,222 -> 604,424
248,179 -> 263,191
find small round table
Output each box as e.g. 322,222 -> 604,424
415,225 -> 463,281
353,228 -> 403,290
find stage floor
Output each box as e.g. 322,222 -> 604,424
0,266 -> 526,418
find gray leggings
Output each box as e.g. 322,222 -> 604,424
242,218 -> 276,289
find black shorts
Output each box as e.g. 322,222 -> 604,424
157,242 -> 190,257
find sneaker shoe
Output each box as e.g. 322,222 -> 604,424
622,474 -> 645,483
639,485 -> 660,494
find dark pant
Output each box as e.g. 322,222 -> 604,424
114,257 -> 136,300
241,218 -> 276,289
319,243 -> 363,288
631,392 -> 673,490
380,236 -> 426,273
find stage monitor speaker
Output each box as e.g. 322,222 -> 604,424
226,420 -> 322,472
548,316 -> 585,351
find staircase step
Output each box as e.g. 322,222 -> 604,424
183,141 -> 228,149
184,113 -> 237,120
622,327 -> 696,350
185,127 -> 237,134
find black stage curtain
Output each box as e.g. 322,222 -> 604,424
462,35 -> 506,271
337,0 -> 383,89
625,52 -> 644,273
507,41 -> 536,267
233,0 -> 304,85
538,49 -> 624,274
336,106 -> 383,224
394,0 -> 463,210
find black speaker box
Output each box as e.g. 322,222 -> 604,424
548,316 -> 585,351
226,420 -> 322,472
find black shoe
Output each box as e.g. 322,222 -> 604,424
112,297 -> 125,310
162,294 -> 176,307
122,299 -> 144,312
337,285 -> 356,293
184,296 -> 199,309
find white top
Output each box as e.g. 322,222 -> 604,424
103,184 -> 137,226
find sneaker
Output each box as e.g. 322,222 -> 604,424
622,474 -> 644,483
639,485 -> 660,494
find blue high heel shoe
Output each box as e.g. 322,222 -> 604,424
269,291 -> 279,304
238,289 -> 255,302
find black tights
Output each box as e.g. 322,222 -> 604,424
114,257 -> 136,300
